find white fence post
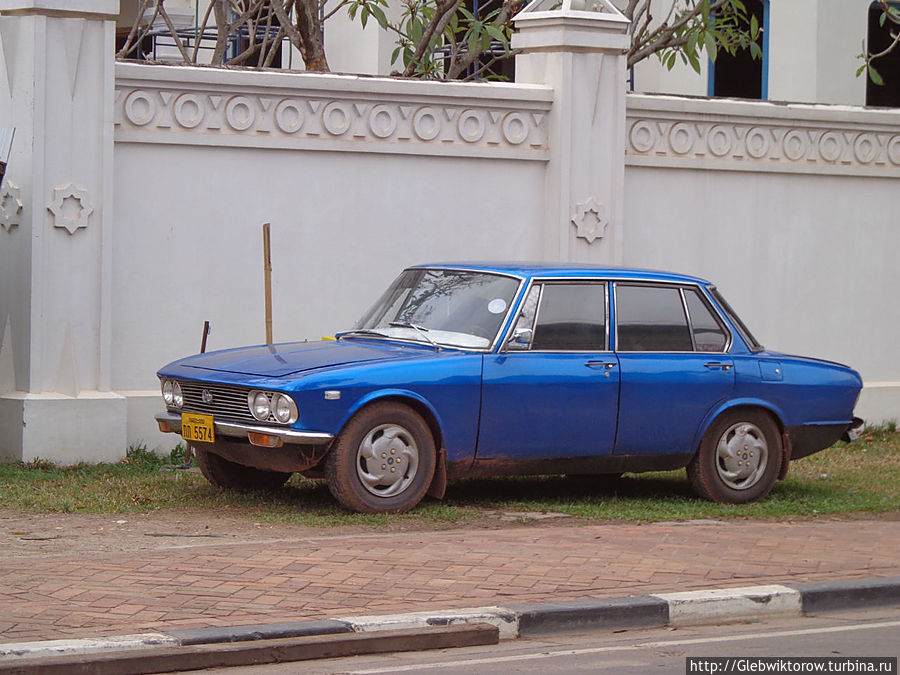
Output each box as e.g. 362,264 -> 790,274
513,0 -> 630,264
0,0 -> 124,462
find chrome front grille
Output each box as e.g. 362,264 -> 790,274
177,380 -> 255,423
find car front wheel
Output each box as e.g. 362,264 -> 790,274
687,410 -> 782,504
325,402 -> 436,513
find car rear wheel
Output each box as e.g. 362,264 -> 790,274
325,402 -> 436,514
195,447 -> 291,491
687,410 -> 782,503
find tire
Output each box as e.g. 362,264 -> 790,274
195,447 -> 291,491
687,409 -> 782,504
325,402 -> 436,514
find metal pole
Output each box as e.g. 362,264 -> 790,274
263,222 -> 273,344
200,320 -> 210,353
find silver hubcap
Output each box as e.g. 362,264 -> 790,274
716,422 -> 768,490
356,424 -> 419,497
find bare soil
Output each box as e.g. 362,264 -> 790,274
2,507 -> 896,559
0,507 -> 577,558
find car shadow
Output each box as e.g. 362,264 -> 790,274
442,473 -> 698,505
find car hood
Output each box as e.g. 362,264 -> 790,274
173,340 -> 437,377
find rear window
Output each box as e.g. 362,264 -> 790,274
709,287 -> 764,352
684,288 -> 728,352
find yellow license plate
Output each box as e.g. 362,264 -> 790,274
182,413 -> 215,443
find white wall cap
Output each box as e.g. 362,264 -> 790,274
114,62 -> 554,105
512,16 -> 631,51
0,0 -> 118,15
627,92 -> 900,129
517,0 -> 628,20
513,0 -> 630,52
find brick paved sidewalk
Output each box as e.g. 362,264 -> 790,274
1,518 -> 898,643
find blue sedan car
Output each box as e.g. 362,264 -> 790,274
156,264 -> 863,513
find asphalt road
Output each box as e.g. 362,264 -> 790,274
189,607 -> 900,674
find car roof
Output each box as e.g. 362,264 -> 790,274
409,262 -> 712,285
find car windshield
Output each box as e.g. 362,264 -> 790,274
348,268 -> 520,349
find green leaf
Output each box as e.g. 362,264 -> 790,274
391,45 -> 402,65
879,11 -> 887,27
371,5 -> 388,28
486,24 -> 507,44
868,63 -> 884,86
750,13 -> 759,40
409,18 -> 423,44
688,31 -> 699,55
361,6 -> 369,29
704,31 -> 717,59
666,51 -> 677,70
687,49 -> 701,74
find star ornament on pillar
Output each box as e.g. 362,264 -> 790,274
47,184 -> 93,235
570,197 -> 608,244
0,182 -> 23,233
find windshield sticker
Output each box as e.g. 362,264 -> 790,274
488,298 -> 508,315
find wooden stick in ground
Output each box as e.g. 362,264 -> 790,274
263,223 -> 273,345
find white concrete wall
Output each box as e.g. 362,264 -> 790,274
624,94 -> 900,422
112,63 -> 553,449
2,0 -> 898,464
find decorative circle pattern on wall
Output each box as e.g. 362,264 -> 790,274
627,115 -> 900,176
116,86 -> 549,159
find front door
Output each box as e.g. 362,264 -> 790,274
477,281 -> 619,459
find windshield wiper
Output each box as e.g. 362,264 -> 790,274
337,329 -> 389,341
389,321 -> 441,350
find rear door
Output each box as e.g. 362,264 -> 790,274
477,280 -> 619,459
613,283 -> 734,455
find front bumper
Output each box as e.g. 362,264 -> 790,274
155,411 -> 334,447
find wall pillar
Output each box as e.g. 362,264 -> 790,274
513,0 -> 629,264
0,0 -> 124,462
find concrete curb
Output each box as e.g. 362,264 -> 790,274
1,576 -> 898,670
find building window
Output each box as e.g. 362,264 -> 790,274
867,2 -> 900,107
708,0 -> 768,100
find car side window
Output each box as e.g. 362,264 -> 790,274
530,283 -> 607,351
615,284 -> 693,352
684,288 -> 728,352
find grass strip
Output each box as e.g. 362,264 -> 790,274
0,429 -> 897,526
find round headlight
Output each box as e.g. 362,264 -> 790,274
273,394 -> 298,424
249,391 -> 271,421
173,381 -> 184,409
162,380 -> 174,406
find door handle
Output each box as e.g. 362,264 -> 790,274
586,361 -> 617,369
704,362 -> 733,371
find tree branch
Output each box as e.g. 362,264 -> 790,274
116,0 -> 156,58
402,0 -> 464,76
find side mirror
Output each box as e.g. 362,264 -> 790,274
507,327 -> 533,350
